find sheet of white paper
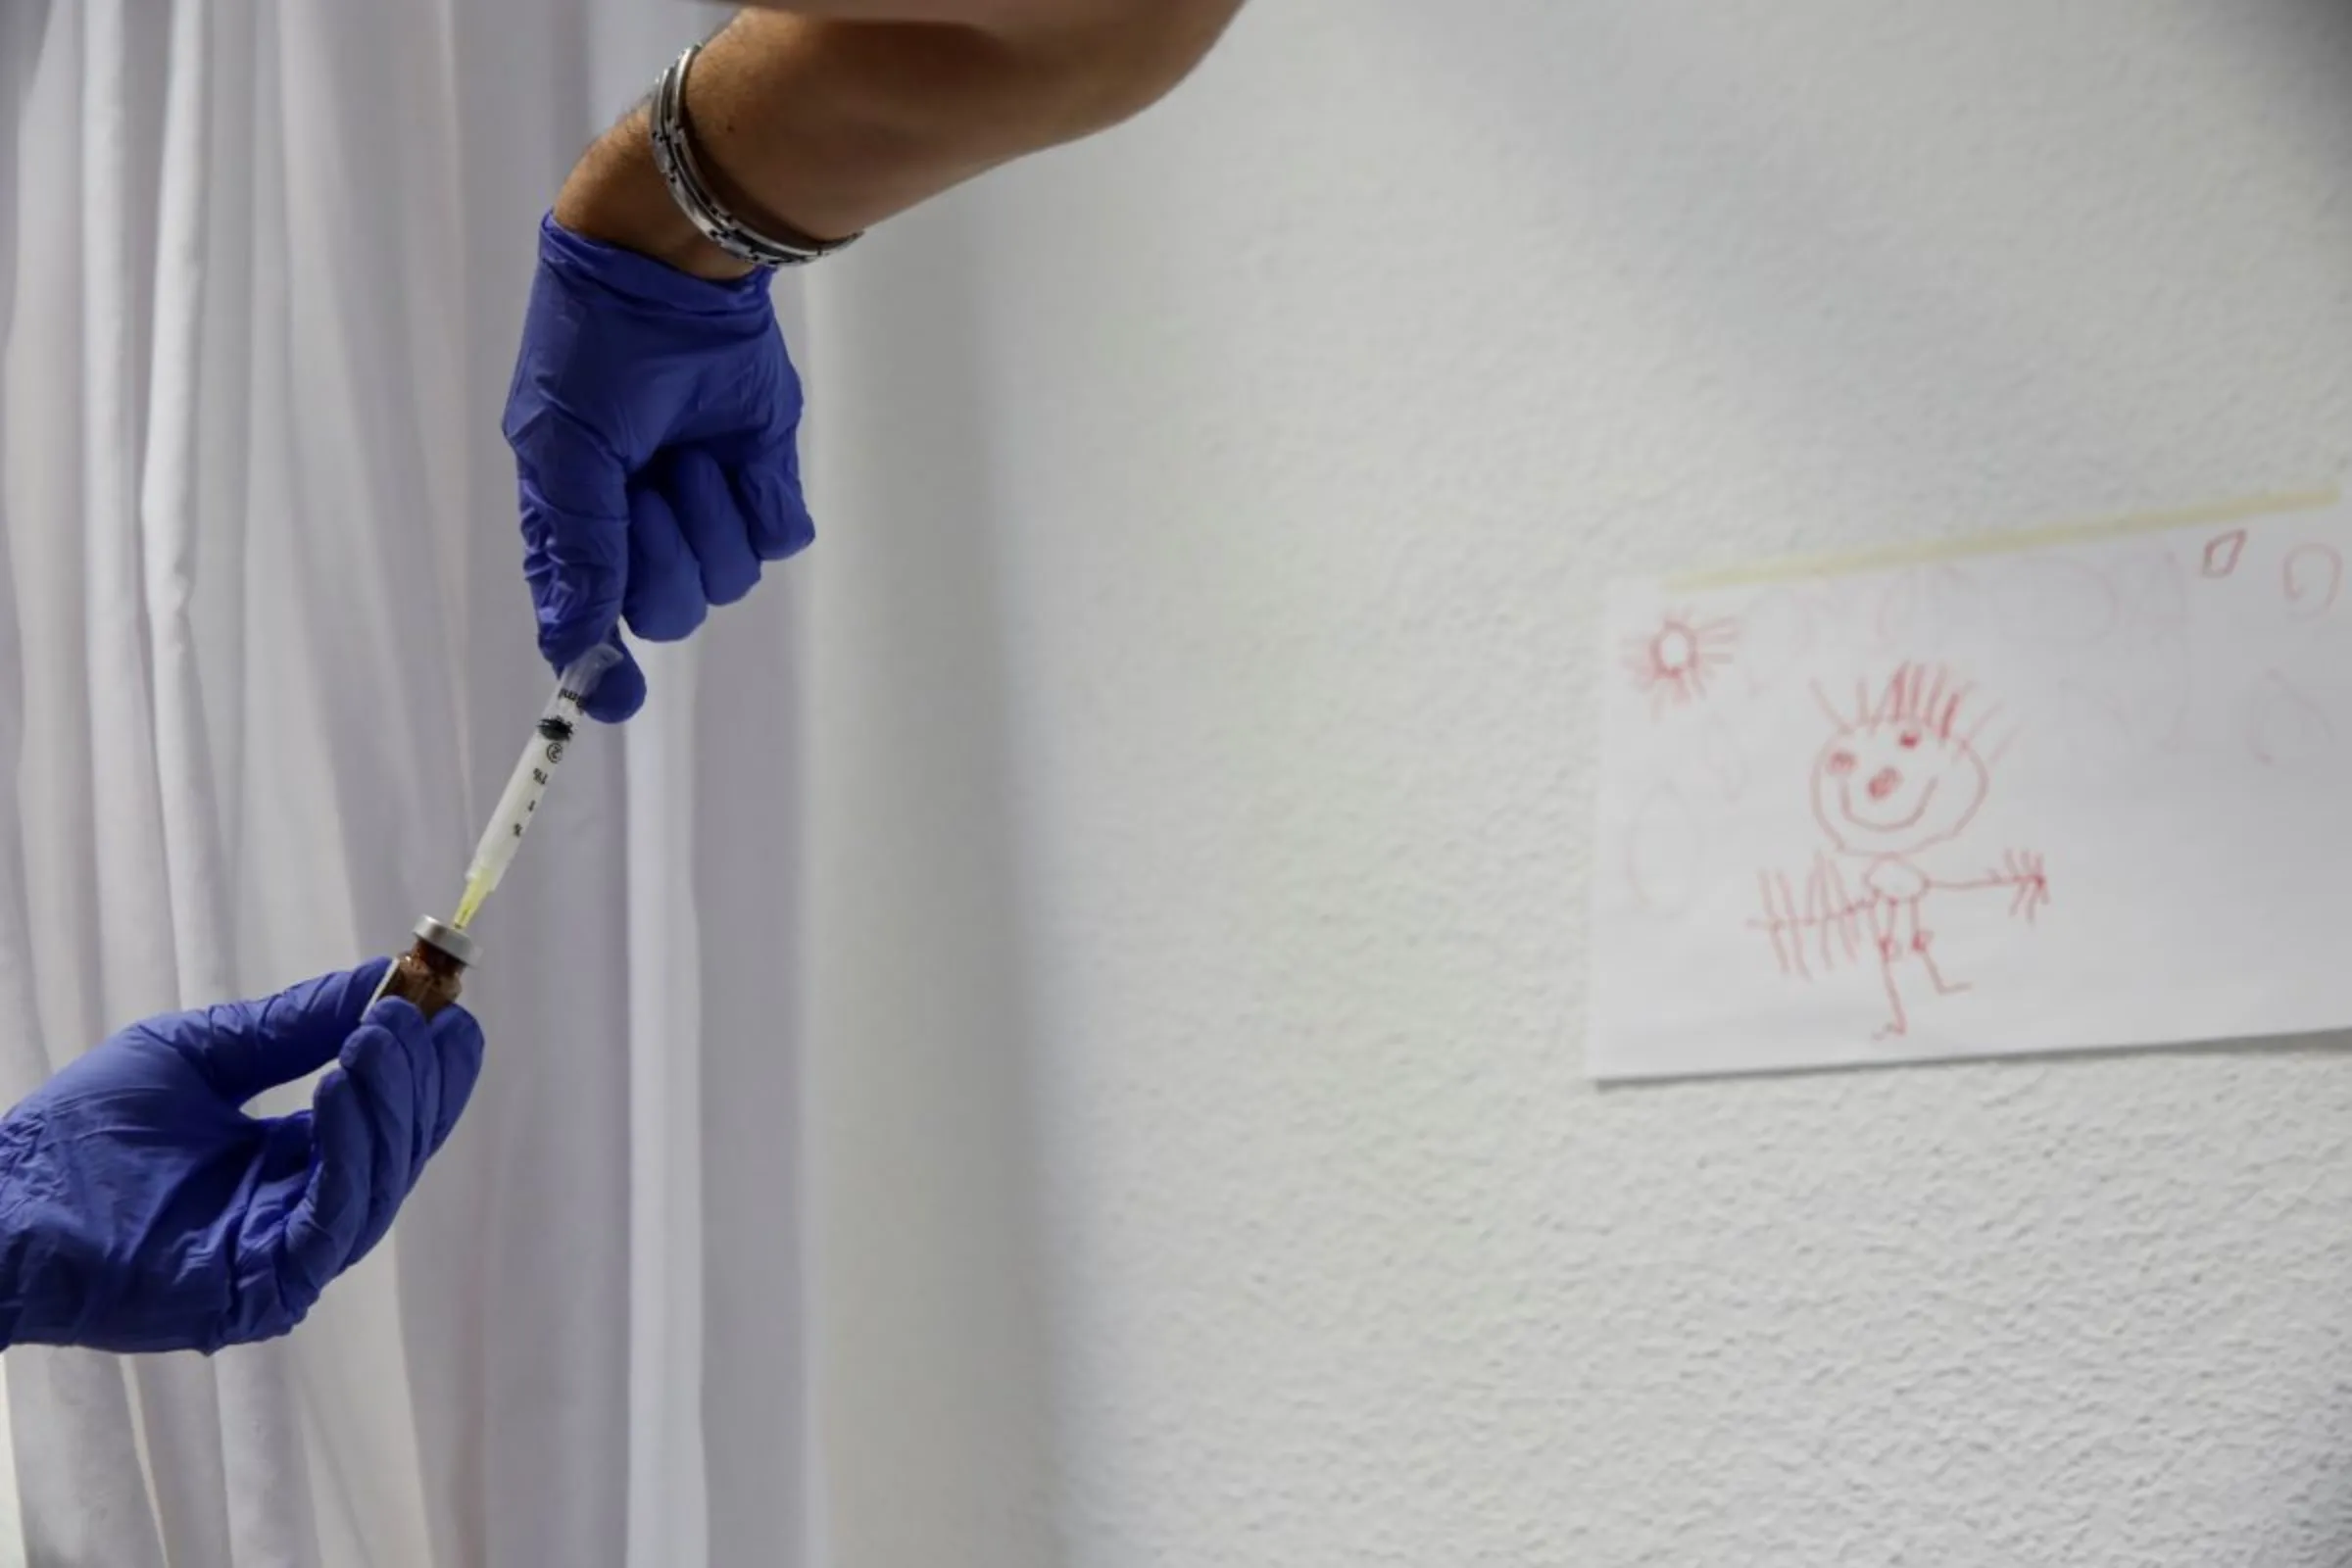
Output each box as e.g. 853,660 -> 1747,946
1587,496 -> 2352,1081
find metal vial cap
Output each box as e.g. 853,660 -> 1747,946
413,915 -> 479,969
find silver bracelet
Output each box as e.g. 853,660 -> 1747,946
648,43 -> 861,269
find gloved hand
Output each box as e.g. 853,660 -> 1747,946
0,961 -> 483,1355
503,213 -> 815,722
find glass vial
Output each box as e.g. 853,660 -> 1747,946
376,915 -> 479,1018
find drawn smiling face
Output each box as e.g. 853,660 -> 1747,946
1809,663 -> 1992,856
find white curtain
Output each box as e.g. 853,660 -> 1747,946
0,2 -> 811,1562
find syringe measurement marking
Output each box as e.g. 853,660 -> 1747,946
456,650 -> 615,930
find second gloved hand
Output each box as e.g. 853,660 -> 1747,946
503,213 -> 816,722
0,962 -> 483,1355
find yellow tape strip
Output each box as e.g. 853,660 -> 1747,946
1663,486 -> 2342,594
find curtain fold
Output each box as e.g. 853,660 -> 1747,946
0,3 -> 806,1563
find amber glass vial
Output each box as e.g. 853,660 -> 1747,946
377,916 -> 479,1019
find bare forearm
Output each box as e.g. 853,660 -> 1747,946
556,3 -> 1241,277
738,1 -> 1159,27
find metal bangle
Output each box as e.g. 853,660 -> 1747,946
648,43 -> 860,269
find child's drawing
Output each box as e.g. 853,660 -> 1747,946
1592,497 -> 2352,1084
2201,528 -> 2247,578
1750,662 -> 2050,1039
2282,543 -> 2341,618
1622,609 -> 1737,715
2246,670 -> 2332,766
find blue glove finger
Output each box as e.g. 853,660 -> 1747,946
171,960 -> 391,1104
357,1000 -> 433,1178
669,447 -> 762,607
334,1016 -> 421,1268
383,1000 -> 442,1181
580,640 -> 648,724
621,482 -> 709,643
425,1005 -> 486,1158
514,417 -> 632,674
277,1065 -> 378,1304
734,441 -> 815,563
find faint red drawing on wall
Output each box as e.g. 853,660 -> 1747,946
1624,610 -> 1737,715
2246,670 -> 2334,767
2281,543 -> 2342,618
2201,529 -> 2247,578
1750,662 -> 2049,1039
2047,678 -> 2136,768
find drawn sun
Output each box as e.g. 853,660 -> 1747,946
1624,610 -> 1737,712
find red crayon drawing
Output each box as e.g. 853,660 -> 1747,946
2201,529 -> 2247,578
1624,610 -> 1737,716
2246,669 -> 2333,767
2281,542 -> 2342,618
1751,662 -> 2049,1039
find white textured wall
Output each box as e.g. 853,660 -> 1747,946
799,4 -> 2352,1563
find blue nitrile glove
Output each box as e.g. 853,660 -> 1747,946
502,213 -> 815,723
0,961 -> 483,1355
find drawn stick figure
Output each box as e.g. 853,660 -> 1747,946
1752,663 -> 2050,1039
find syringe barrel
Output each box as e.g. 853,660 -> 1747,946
463,645 -> 625,898
469,721 -> 568,881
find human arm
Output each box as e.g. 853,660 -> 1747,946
1934,850 -> 2051,920
505,3 -> 1244,720
0,963 -> 482,1354
557,2 -> 1246,277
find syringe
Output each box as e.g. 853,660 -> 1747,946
368,646 -> 623,1017
450,644 -> 624,930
